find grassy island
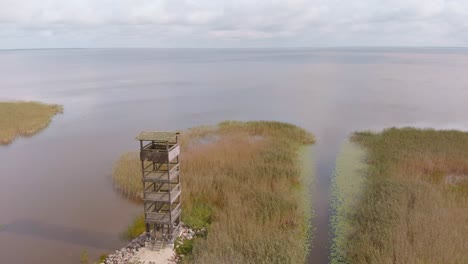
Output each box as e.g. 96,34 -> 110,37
113,121 -> 315,264
0,101 -> 63,145
332,128 -> 468,264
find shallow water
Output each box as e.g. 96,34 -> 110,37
1,48 -> 468,263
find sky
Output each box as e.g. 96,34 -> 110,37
1,0 -> 468,49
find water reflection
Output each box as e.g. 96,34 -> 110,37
3,219 -> 120,250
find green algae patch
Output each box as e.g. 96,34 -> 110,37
330,141 -> 368,264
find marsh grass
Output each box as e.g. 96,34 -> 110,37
80,249 -> 89,264
0,101 -> 63,145
112,152 -> 143,200
336,128 -> 468,263
112,121 -> 315,264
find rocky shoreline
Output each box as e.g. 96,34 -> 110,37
101,234 -> 150,264
101,225 -> 201,264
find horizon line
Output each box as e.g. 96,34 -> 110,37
1,46 -> 468,51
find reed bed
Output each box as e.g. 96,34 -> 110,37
335,128 -> 468,264
112,121 -> 315,264
0,101 -> 63,145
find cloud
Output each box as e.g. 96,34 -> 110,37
0,0 -> 467,48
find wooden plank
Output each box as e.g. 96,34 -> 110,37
168,145 -> 180,162
145,206 -> 181,224
143,184 -> 180,203
143,169 -> 179,183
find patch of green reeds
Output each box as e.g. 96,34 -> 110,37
335,128 -> 468,263
0,101 -> 63,145
112,121 -> 315,264
121,214 -> 145,241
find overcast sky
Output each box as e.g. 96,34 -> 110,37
1,0 -> 467,49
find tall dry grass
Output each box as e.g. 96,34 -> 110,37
0,101 -> 63,145
336,128 -> 468,264
112,121 -> 315,264
112,152 -> 143,200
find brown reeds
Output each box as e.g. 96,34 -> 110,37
0,101 -> 63,145
335,128 -> 468,263
112,121 -> 315,264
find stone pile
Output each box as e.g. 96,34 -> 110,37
173,226 -> 206,263
101,234 -> 146,264
101,225 -> 204,264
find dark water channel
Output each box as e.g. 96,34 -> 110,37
1,48 -> 468,263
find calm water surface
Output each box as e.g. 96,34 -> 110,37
1,48 -> 468,264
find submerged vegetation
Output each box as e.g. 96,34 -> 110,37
0,101 -> 63,145
121,214 -> 145,241
334,128 -> 468,263
113,121 -> 315,264
330,141 -> 368,264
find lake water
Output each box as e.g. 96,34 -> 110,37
1,48 -> 468,264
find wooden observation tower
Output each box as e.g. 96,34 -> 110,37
136,131 -> 182,249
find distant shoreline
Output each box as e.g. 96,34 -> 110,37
2,46 -> 468,52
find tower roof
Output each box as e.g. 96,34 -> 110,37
136,131 -> 179,142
